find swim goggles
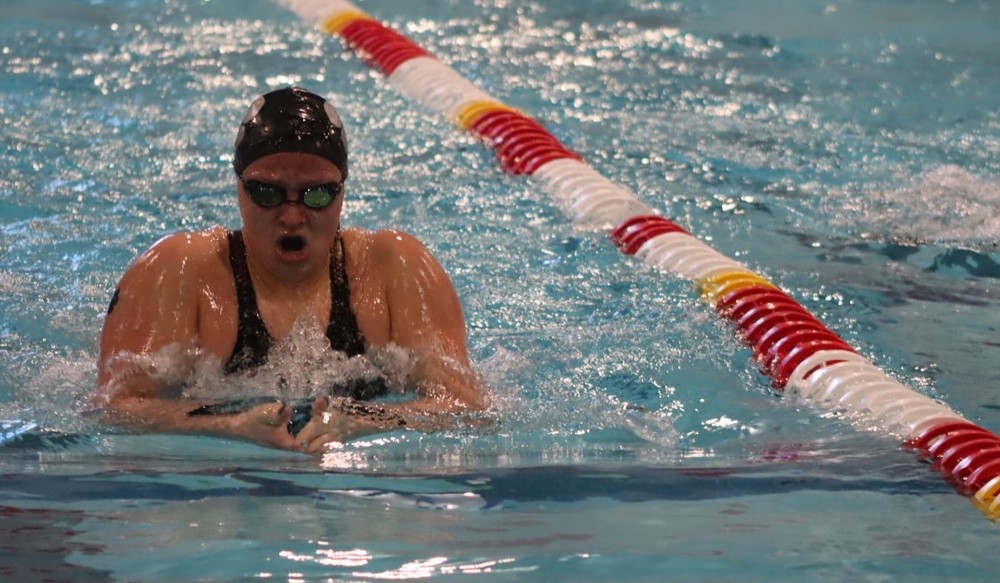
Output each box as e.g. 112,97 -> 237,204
240,178 -> 343,209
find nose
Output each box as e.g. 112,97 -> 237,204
276,197 -> 308,226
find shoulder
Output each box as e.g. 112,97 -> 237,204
145,227 -> 229,261
343,227 -> 427,254
342,227 -> 436,270
341,227 -> 458,309
101,227 -> 233,366
118,227 -> 230,291
133,227 -> 228,270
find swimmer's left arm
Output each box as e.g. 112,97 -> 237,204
291,231 -> 489,452
293,396 -> 487,453
375,230 -> 487,411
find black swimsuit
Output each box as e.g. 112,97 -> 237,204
224,230 -> 387,400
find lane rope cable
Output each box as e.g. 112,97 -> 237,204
277,0 -> 1000,520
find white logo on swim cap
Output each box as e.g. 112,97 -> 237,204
323,102 -> 343,129
241,95 -> 266,125
235,95 -> 266,149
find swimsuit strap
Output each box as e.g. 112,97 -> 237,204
224,230 -> 272,374
222,230 -> 387,399
224,230 -> 368,373
327,236 -> 389,399
326,234 -> 367,357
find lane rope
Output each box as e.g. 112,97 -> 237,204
277,0 -> 1000,520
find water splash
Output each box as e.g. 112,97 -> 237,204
179,318 -> 409,402
0,348 -> 99,436
825,166 -> 1000,251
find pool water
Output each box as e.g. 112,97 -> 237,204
2,0 -> 999,580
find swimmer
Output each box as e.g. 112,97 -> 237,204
95,86 -> 486,453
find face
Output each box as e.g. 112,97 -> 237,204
237,152 -> 345,282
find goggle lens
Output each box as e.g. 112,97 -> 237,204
245,181 -> 285,207
302,185 -> 337,208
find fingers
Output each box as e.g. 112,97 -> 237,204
293,422 -> 342,455
293,399 -> 350,455
302,432 -> 340,455
311,396 -> 329,415
250,396 -> 357,455
254,400 -> 291,427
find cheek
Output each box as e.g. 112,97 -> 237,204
237,196 -> 253,225
329,198 -> 344,227
238,203 -> 270,239
239,208 -> 256,228
316,199 -> 343,231
316,214 -> 342,241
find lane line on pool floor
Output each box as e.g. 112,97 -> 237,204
277,0 -> 1000,521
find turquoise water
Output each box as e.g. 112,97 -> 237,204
2,0 -> 999,580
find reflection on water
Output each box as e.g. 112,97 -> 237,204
0,0 -> 998,456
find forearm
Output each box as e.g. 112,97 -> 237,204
98,394 -> 248,437
408,351 -> 488,411
298,395 -> 488,445
95,390 -> 300,451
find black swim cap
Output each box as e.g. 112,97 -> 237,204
233,86 -> 348,178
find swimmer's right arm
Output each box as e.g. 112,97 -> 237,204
94,231 -> 306,450
96,233 -> 203,406
96,389 -> 301,448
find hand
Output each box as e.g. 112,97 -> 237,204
234,400 -> 305,451
293,397 -> 384,454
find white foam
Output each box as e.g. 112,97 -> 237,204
829,165 -> 1000,250
182,317 -> 411,402
0,349 -> 99,435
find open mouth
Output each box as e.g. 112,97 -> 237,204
279,235 -> 306,252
